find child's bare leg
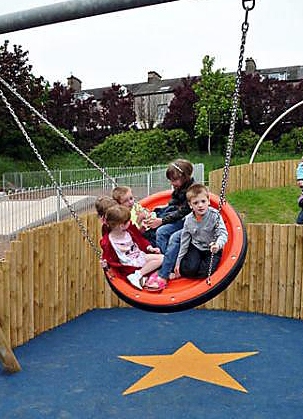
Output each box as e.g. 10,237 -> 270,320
140,254 -> 163,277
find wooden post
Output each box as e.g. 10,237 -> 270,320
0,326 -> 21,373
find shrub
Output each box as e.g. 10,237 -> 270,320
88,128 -> 191,167
276,127 -> 303,154
231,129 -> 260,157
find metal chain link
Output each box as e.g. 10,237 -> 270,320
206,0 -> 255,285
0,87 -> 102,259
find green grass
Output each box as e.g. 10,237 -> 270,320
227,186 -> 300,224
46,152 -> 87,170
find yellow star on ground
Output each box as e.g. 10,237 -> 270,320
119,341 -> 258,395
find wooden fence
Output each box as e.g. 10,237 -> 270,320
209,159 -> 298,194
0,160 -> 302,371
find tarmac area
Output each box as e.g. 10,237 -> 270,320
1,308 -> 303,419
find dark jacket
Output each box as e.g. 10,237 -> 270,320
161,177 -> 195,225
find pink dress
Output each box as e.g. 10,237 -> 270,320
109,231 -> 146,268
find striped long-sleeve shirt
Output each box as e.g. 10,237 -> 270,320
176,207 -> 228,264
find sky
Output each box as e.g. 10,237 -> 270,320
0,0 -> 302,90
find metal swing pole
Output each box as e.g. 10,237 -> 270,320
0,0 -> 181,34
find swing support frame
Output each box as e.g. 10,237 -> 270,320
0,0 -> 181,34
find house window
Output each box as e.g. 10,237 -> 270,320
267,72 -> 287,81
157,104 -> 168,122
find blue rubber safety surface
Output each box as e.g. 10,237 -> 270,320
1,308 -> 303,419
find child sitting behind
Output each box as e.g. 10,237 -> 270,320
112,186 -> 152,231
174,183 -> 228,279
100,205 -> 163,290
95,196 -> 117,234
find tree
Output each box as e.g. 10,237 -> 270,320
45,82 -> 136,152
162,76 -> 199,137
45,81 -> 73,130
240,74 -> 303,140
193,56 -> 236,154
99,84 -> 135,135
0,40 -> 48,159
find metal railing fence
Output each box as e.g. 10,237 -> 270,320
2,165 -> 169,190
0,163 -> 204,245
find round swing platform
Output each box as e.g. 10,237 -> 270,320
104,190 -> 247,312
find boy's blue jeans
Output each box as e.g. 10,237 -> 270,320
297,210 -> 303,224
156,218 -> 184,254
156,219 -> 184,279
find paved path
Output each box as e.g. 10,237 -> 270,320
0,195 -> 95,236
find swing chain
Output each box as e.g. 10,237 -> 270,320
206,0 -> 254,285
219,0 -> 253,212
0,87 -> 102,259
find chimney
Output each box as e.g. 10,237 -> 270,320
67,75 -> 82,92
147,71 -> 162,83
245,58 -> 257,75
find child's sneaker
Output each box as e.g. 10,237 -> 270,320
127,270 -> 143,289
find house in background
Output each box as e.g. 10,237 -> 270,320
68,59 -> 303,129
81,70 -> 184,129
244,57 -> 303,81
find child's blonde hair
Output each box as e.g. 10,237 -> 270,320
95,196 -> 117,218
105,204 -> 131,231
186,183 -> 209,202
166,159 -> 193,182
112,186 -> 132,204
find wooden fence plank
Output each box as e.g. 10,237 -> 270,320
278,226 -> 288,316
7,250 -> 17,348
58,222 -> 67,325
286,225 -> 295,318
270,225 -> 281,316
0,259 -> 11,345
47,224 -> 56,330
27,231 -> 35,339
38,229 -> 45,335
293,225 -> 303,319
248,224 -> 258,313
0,263 -> 5,342
68,220 -> 76,321
19,233 -> 29,343
262,224 -> 273,315
52,223 -> 60,328
43,226 -> 51,331
256,224 -> 265,313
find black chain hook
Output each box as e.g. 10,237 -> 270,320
242,0 -> 255,11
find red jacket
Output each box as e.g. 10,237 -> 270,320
100,222 -> 151,276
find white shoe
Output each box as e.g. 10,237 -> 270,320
127,271 -> 143,290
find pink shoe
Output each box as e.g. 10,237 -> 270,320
144,272 -> 167,292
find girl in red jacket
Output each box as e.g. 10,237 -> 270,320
100,205 -> 165,291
